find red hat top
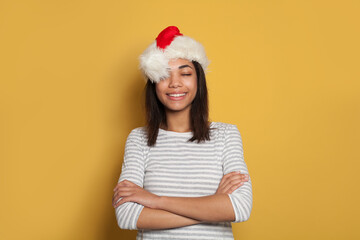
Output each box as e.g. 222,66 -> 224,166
155,26 -> 183,50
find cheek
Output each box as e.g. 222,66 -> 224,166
188,77 -> 198,94
155,85 -> 166,101
155,84 -> 161,95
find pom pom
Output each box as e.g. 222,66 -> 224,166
156,26 -> 183,49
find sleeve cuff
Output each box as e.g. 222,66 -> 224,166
227,193 -> 239,222
132,204 -> 145,230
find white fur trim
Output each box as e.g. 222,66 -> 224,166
139,36 -> 209,83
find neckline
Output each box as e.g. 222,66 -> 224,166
158,122 -> 214,136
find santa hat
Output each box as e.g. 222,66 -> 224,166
139,26 -> 209,83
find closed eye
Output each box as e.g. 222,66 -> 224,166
182,74 -> 192,76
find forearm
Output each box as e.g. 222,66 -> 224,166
137,206 -> 202,229
156,194 -> 235,222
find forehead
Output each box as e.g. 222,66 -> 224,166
167,58 -> 194,70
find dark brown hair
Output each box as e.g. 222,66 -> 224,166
144,60 -> 212,147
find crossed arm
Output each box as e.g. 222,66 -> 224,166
114,124 -> 252,230
112,172 -> 249,229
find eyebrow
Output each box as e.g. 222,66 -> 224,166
178,64 -> 193,69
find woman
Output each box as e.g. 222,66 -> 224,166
112,26 -> 253,240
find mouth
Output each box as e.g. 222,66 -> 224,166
166,92 -> 187,100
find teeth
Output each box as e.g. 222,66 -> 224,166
168,93 -> 186,97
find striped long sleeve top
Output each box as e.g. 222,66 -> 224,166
115,121 -> 253,240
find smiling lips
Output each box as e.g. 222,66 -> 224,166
166,92 -> 187,100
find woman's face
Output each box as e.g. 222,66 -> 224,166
155,58 -> 197,113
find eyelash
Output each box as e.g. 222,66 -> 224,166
182,74 -> 192,76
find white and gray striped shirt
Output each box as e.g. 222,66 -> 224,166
115,121 -> 253,240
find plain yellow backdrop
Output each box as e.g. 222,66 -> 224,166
1,0 -> 359,239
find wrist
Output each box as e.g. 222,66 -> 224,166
155,195 -> 166,209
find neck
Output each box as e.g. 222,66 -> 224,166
161,107 -> 192,133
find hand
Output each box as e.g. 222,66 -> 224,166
112,180 -> 160,209
215,171 -> 249,195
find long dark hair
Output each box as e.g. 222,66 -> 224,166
144,60 -> 212,147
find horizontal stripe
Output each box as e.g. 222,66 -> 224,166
115,121 -> 253,239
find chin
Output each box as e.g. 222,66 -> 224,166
165,104 -> 190,112
166,107 -> 186,112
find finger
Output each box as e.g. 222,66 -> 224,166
223,178 -> 243,191
112,193 -> 119,206
226,173 -> 249,183
115,190 -> 134,199
115,186 -> 140,198
223,174 -> 243,184
222,171 -> 239,180
227,182 -> 244,194
112,192 -> 122,206
113,187 -> 136,201
227,171 -> 249,179
240,174 -> 249,180
112,192 -> 132,206
114,180 -> 136,191
113,197 -> 130,208
238,175 -> 248,182
218,172 -> 240,187
217,172 -> 246,193
113,182 -> 126,191
218,174 -> 242,191
113,185 -> 124,192
112,187 -> 136,204
224,171 -> 246,181
227,181 -> 245,194
115,187 -> 135,192
220,179 -> 242,194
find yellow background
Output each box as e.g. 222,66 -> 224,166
1,0 -> 359,239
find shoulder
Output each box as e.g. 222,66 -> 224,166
211,121 -> 239,132
211,121 -> 242,142
126,126 -> 147,145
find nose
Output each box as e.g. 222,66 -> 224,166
168,73 -> 182,88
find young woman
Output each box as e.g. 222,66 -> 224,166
112,26 -> 253,240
